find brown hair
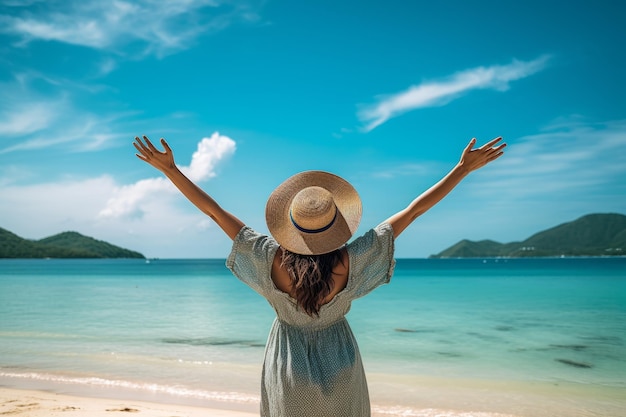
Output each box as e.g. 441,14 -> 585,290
280,249 -> 344,316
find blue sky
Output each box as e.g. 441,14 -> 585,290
1,0 -> 625,258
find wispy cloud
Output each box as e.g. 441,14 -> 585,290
99,132 -> 236,219
367,118 -> 626,224
0,72 -> 137,154
469,117 -> 626,203
0,0 -> 262,57
370,162 -> 438,180
0,100 -> 58,136
358,56 -> 551,132
0,98 -> 131,154
391,118 -> 626,256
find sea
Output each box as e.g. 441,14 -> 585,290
0,257 -> 625,417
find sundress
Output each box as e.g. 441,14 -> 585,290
226,222 -> 395,417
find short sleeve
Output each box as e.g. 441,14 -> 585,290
226,226 -> 279,297
345,222 -> 396,299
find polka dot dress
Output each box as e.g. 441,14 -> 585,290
227,223 -> 395,417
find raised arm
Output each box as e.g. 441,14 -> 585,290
134,135 -> 245,240
384,137 -> 506,238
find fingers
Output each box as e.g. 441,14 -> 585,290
133,135 -> 174,171
133,135 -> 170,157
487,149 -> 505,162
138,135 -> 170,154
143,135 -> 160,152
476,137 -> 506,162
460,136 -> 506,172
133,137 -> 151,157
160,138 -> 172,154
463,138 -> 477,155
133,141 -> 144,154
479,136 -> 503,150
484,142 -> 506,163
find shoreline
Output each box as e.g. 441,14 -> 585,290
0,387 -> 257,417
2,370 -> 625,417
0,386 -> 524,417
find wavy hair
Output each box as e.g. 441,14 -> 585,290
280,249 -> 343,317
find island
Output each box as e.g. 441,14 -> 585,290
0,228 -> 145,259
430,213 -> 626,258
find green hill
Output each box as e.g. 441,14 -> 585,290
431,213 -> 626,258
0,228 -> 145,259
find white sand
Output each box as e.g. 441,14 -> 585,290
0,387 -> 257,417
3,377 -> 625,417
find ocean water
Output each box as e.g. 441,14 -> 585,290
0,257 -> 625,416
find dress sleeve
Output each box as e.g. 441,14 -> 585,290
344,222 -> 396,300
226,226 -> 278,297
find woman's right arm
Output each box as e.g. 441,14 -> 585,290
384,137 -> 506,239
134,135 -> 245,240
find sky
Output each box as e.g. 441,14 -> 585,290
1,0 -> 625,259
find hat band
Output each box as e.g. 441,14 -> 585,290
289,209 -> 337,234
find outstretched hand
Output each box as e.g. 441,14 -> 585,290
133,134 -> 245,238
459,137 -> 506,173
134,135 -> 176,173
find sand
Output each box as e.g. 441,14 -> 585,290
0,386 -> 525,417
0,387 -> 257,417
3,379 -> 625,417
0,384 -> 527,417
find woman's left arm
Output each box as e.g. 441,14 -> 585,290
384,137 -> 506,238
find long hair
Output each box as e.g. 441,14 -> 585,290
280,248 -> 343,317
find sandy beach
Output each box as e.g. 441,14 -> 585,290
0,387 -> 258,417
3,377 -> 626,417
0,385 -> 527,417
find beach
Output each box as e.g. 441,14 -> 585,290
0,387 -> 257,417
2,370 -> 625,417
0,385 -> 529,417
1,258 -> 625,416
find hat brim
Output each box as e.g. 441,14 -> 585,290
266,171 -> 362,255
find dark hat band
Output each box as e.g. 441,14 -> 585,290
289,208 -> 338,234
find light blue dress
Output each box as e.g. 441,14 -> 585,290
226,222 -> 395,417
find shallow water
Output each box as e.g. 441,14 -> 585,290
1,258 -> 625,416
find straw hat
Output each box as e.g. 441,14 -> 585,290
266,171 -> 362,255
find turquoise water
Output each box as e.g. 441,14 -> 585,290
0,258 -> 625,415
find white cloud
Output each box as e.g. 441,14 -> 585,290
0,100 -> 58,136
0,0 -> 262,57
474,118 -> 626,201
0,73 -> 136,154
0,106 -> 130,154
358,56 -> 551,132
0,175 -> 121,238
0,133 -> 237,258
97,177 -> 174,220
99,132 -> 236,219
0,175 -> 223,258
182,132 -> 238,182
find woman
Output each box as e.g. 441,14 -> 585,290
134,135 -> 505,416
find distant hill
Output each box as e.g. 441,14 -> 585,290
430,213 -> 626,258
0,228 -> 145,259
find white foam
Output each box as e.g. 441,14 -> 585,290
372,405 -> 519,417
0,371 -> 259,404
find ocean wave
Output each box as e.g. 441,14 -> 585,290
0,371 -> 259,404
372,405 -> 519,417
